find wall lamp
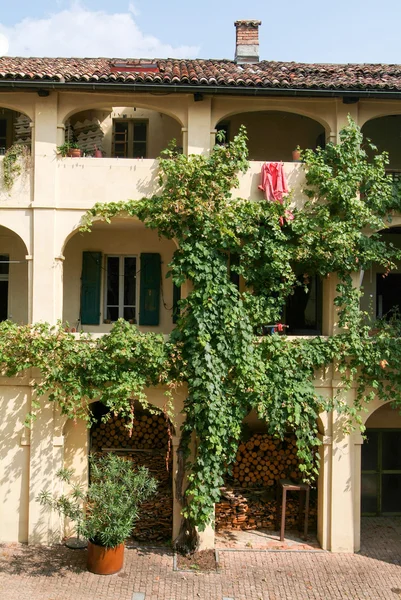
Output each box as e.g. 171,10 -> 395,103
193,92 -> 204,102
343,96 -> 359,104
37,89 -> 50,97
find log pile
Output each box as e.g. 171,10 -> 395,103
230,433 -> 302,487
215,432 -> 317,531
91,411 -> 173,540
91,413 -> 170,451
215,486 -> 317,531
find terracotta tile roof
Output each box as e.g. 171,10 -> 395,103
0,56 -> 401,92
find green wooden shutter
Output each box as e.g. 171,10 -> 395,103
81,251 -> 102,325
172,283 -> 181,324
139,253 -> 161,326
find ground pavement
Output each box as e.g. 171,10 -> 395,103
0,518 -> 400,600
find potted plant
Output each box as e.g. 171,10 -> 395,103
56,141 -> 82,158
292,147 -> 302,162
37,452 -> 157,575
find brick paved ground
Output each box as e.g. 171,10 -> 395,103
0,518 -> 400,600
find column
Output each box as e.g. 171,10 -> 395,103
31,93 -> 63,323
317,434 -> 332,550
28,396 -> 64,544
187,97 -> 212,155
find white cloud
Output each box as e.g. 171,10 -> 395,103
0,2 -> 199,58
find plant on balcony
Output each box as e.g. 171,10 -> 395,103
2,143 -> 30,190
37,452 -> 157,574
56,141 -> 81,157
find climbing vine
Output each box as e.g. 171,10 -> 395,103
1,118 -> 401,546
2,143 -> 30,190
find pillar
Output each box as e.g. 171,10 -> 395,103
31,93 -> 63,323
28,396 -> 65,544
187,97 -> 212,155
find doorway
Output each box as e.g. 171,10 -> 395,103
361,429 -> 401,515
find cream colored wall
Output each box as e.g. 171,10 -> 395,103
0,384 -> 31,542
63,222 -> 176,334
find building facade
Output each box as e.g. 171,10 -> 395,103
1,20 -> 401,551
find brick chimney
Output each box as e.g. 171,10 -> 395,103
234,20 -> 262,64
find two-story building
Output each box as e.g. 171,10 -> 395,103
1,20 -> 401,552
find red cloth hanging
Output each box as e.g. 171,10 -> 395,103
258,161 -> 289,202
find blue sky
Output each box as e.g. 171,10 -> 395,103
0,0 -> 400,64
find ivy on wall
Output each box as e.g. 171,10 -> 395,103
1,118 -> 401,546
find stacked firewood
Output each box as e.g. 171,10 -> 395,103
215,486 -> 317,531
230,433 -> 302,487
91,413 -> 170,451
215,432 -> 317,531
91,411 -> 173,540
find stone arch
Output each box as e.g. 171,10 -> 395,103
60,102 -> 183,159
214,108 -> 330,161
362,398 -> 401,428
61,99 -> 185,130
361,114 -> 401,170
215,110 -> 327,162
0,106 -> 33,153
0,224 -> 30,324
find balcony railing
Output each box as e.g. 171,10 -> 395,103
56,158 -> 308,209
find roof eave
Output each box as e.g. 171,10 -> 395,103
0,79 -> 400,99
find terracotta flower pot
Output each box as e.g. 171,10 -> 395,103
87,541 -> 125,575
292,149 -> 301,162
67,148 -> 82,158
94,149 -> 103,158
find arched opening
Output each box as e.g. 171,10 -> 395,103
90,400 -> 173,543
360,403 -> 401,554
62,219 -> 177,334
362,404 -> 401,517
360,226 -> 401,323
63,106 -> 182,158
0,107 -> 31,155
215,410 -> 319,549
0,225 -> 29,324
215,111 -> 326,161
362,115 -> 401,171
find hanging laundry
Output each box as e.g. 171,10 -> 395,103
258,162 -> 293,226
258,161 -> 289,202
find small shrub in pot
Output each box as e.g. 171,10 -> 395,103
37,452 -> 158,574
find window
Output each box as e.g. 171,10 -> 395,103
376,273 -> 401,319
0,254 -> 9,321
105,256 -> 137,322
81,251 -> 161,326
285,274 -> 322,335
112,120 -> 147,158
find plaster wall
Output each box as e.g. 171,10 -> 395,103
0,384 -> 31,543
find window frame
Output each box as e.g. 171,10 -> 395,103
111,119 -> 148,159
104,254 -> 139,323
284,274 -> 323,336
0,253 -> 10,322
